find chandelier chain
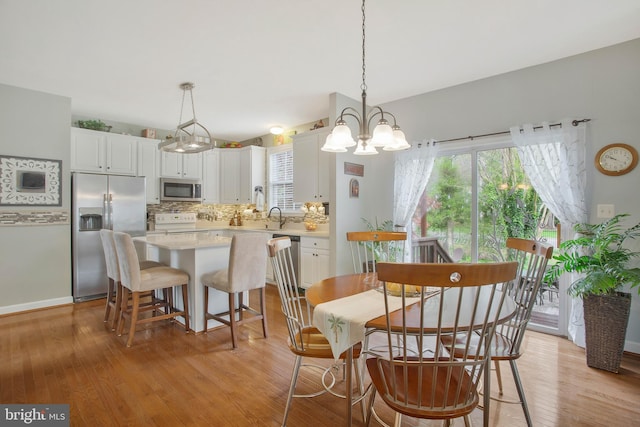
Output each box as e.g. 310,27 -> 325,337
361,0 -> 367,93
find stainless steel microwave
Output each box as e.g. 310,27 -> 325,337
160,178 -> 202,202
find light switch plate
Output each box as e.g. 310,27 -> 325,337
597,204 -> 615,218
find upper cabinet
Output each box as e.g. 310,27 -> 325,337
71,128 -> 137,175
137,139 -> 161,204
202,149 -> 220,205
159,151 -> 202,179
219,146 -> 265,204
292,128 -> 331,203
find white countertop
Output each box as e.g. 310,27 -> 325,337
147,220 -> 329,238
135,234 -> 233,250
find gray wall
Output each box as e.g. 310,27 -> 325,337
1,38 -> 638,349
368,38 -> 640,351
0,84 -> 72,310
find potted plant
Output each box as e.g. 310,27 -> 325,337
359,218 -> 404,270
77,119 -> 112,132
545,213 -> 640,372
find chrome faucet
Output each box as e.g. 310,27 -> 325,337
268,207 -> 286,229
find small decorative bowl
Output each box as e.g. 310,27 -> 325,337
304,222 -> 317,231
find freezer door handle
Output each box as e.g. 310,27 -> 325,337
107,193 -> 113,230
103,193 -> 113,230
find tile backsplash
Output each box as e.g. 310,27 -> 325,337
146,202 -> 328,226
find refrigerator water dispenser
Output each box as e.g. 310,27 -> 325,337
79,208 -> 103,231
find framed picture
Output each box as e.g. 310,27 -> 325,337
0,155 -> 62,206
349,178 -> 360,198
344,162 -> 364,177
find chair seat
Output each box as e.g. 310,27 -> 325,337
138,266 -> 189,292
288,326 -> 362,359
366,356 -> 479,420
441,332 -> 518,361
140,260 -> 163,270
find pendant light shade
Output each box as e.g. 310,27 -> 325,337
353,140 -> 378,155
383,127 -> 411,151
320,134 -> 348,153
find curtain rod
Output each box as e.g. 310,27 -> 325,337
434,118 -> 591,144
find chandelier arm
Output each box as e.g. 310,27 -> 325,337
338,111 -> 363,125
365,107 -> 385,129
381,111 -> 399,127
336,107 -> 363,124
195,122 -> 213,140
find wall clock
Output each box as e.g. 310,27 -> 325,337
594,143 -> 638,176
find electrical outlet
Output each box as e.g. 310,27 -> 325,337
597,204 -> 615,218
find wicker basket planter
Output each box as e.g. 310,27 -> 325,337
583,292 -> 631,373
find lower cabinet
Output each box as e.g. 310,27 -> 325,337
300,236 -> 329,289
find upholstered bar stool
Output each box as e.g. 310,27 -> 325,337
112,231 -> 190,347
201,233 -> 268,349
99,229 -> 163,330
99,229 -> 163,331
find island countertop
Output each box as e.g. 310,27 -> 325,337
135,233 -> 232,250
146,221 -> 329,238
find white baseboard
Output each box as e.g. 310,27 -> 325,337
625,340 -> 640,355
0,296 -> 74,315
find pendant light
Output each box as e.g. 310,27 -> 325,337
158,82 -> 215,153
321,0 -> 410,155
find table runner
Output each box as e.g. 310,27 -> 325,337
312,289 -> 419,360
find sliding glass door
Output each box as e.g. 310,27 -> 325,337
411,136 -> 567,335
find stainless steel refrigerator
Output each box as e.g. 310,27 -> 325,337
72,173 -> 146,302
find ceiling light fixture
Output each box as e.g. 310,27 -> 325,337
321,0 -> 410,155
158,82 -> 214,154
270,126 -> 284,135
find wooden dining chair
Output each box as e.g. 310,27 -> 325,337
365,261 -> 518,427
112,231 -> 190,347
267,236 -> 368,426
346,231 -> 407,273
441,237 -> 553,427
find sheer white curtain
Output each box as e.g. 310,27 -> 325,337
510,119 -> 588,347
393,140 -> 439,261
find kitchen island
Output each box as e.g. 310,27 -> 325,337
135,233 -> 235,333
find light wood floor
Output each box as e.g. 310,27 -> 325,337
1,285 -> 639,427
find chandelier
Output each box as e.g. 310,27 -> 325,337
158,82 -> 215,153
321,0 -> 410,155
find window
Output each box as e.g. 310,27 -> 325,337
412,135 -> 557,262
267,145 -> 296,212
412,135 -> 562,333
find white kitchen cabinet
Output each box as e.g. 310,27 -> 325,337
300,236 -> 330,289
137,138 -> 161,204
71,128 -> 137,175
160,151 -> 202,179
202,149 -> 220,204
219,146 -> 265,204
292,128 -> 331,203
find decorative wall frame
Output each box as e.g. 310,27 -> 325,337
344,162 -> 364,176
0,155 -> 62,206
349,178 -> 360,198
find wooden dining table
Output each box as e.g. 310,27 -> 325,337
306,273 -> 516,427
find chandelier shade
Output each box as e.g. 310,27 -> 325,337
321,0 -> 410,155
158,82 -> 215,154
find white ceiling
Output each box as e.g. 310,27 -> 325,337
1,0 -> 639,141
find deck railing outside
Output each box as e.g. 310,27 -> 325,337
411,237 -> 454,263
